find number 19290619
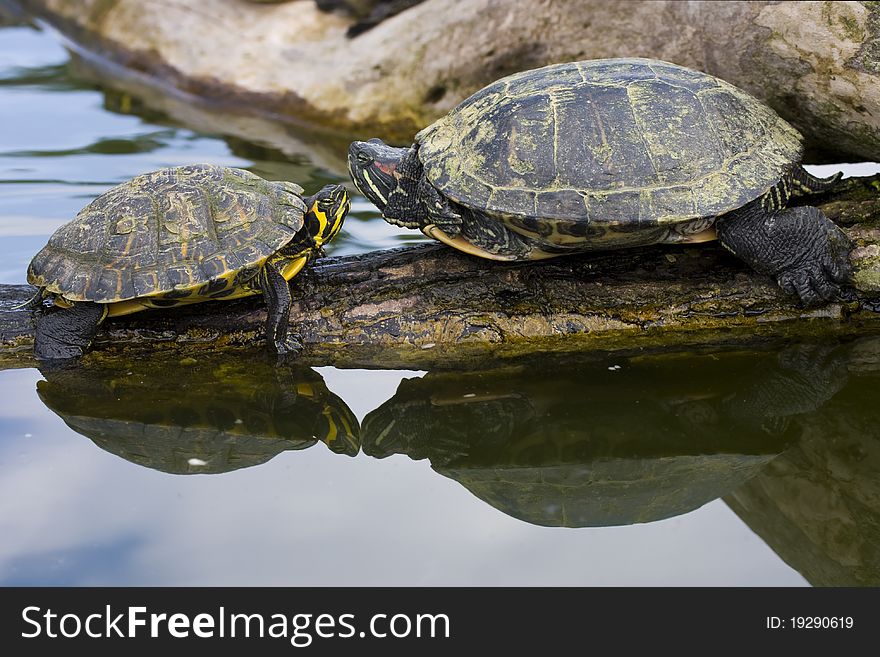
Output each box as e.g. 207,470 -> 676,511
766,617 -> 854,629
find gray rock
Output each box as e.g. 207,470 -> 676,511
14,1 -> 880,160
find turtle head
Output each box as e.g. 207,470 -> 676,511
304,184 -> 350,248
348,138 -> 421,229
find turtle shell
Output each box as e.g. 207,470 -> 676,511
27,164 -> 307,302
416,58 -> 803,241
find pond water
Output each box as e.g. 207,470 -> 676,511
1,19 -> 879,586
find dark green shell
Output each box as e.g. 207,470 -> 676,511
416,58 -> 803,238
27,164 -> 307,302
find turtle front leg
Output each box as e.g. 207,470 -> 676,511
417,178 -> 538,260
258,260 -> 304,357
418,177 -> 462,236
716,202 -> 852,306
34,301 -> 106,360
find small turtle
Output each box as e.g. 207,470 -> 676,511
349,58 -> 852,305
27,164 -> 349,360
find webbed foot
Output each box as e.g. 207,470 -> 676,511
267,334 -> 304,366
717,204 -> 852,306
271,334 -> 304,356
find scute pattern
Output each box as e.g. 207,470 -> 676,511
28,164 -> 307,302
416,58 -> 803,239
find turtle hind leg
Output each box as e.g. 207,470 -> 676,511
790,165 -> 842,196
34,302 -> 106,360
716,201 -> 852,306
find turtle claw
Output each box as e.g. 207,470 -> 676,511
776,213 -> 852,306
778,266 -> 841,307
269,334 -> 304,361
283,335 -> 305,354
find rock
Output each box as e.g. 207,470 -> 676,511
314,1 -> 425,37
14,0 -> 880,162
0,0 -> 29,24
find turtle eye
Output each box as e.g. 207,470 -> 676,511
318,197 -> 335,209
356,152 -> 373,165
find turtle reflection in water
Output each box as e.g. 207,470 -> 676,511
726,337 -> 880,586
37,355 -> 359,474
362,344 -> 849,528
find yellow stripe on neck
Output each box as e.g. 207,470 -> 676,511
313,207 -> 328,244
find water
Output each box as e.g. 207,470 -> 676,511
0,22 -> 425,285
1,21 -> 879,586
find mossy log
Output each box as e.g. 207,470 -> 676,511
1,175 -> 880,370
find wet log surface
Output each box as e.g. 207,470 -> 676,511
1,175 -> 880,370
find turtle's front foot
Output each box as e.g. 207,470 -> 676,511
717,204 -> 853,307
777,262 -> 844,306
267,334 -> 304,365
419,176 -> 462,236
34,336 -> 87,361
273,334 -> 304,355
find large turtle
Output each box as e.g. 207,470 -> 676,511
348,58 -> 852,305
27,164 -> 350,360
